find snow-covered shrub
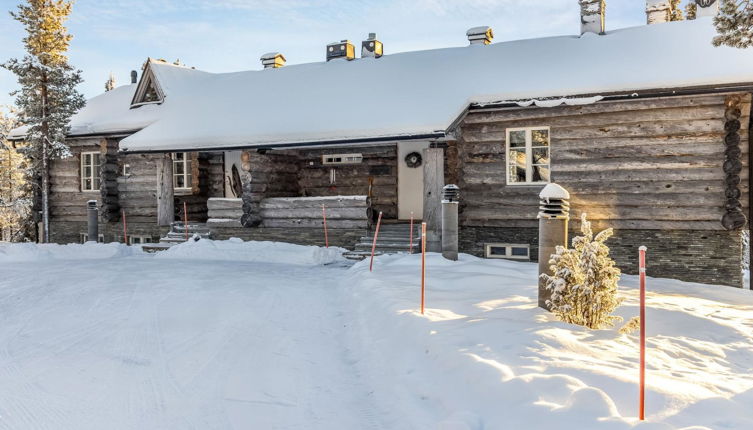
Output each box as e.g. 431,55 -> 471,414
541,214 -> 622,329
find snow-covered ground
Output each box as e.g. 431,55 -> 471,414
0,240 -> 751,429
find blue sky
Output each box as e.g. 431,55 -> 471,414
0,0 -> 649,103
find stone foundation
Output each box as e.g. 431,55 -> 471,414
49,221 -> 167,244
460,226 -> 744,288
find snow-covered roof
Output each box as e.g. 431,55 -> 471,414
14,18 -> 753,149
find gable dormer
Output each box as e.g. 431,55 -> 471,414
130,59 -> 165,108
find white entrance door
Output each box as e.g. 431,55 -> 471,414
397,141 -> 430,220
224,150 -> 243,198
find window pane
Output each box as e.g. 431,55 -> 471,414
489,246 -> 507,256
176,176 -> 185,188
84,166 -> 91,178
186,174 -> 192,188
532,147 -> 549,165
94,177 -> 101,190
83,153 -> 91,166
175,163 -> 184,175
511,247 -> 529,257
174,152 -> 184,161
85,178 -> 92,190
532,165 -> 550,182
509,130 -> 526,148
508,149 -> 527,183
532,129 -> 549,147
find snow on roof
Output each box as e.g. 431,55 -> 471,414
15,18 -> 751,150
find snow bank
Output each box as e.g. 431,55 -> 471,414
0,242 -> 144,262
343,252 -> 753,429
154,238 -> 346,266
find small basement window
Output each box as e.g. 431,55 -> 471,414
506,127 -> 550,185
128,235 -> 153,245
80,233 -> 105,243
485,243 -> 530,261
322,153 -> 363,165
81,152 -> 101,191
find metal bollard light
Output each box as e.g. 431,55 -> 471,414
87,200 -> 99,243
441,184 -> 460,261
537,183 -> 571,310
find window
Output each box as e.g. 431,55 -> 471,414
81,152 -> 101,191
172,152 -> 192,190
322,153 -> 363,165
80,233 -> 105,243
128,235 -> 153,245
485,243 -> 530,261
506,127 -> 550,185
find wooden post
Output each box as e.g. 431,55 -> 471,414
421,222 -> 427,314
157,153 -> 174,226
322,204 -> 329,248
183,201 -> 189,241
370,211 -> 383,272
423,146 -> 444,253
409,211 -> 414,254
122,209 -> 128,244
639,245 -> 647,421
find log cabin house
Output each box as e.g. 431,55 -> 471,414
9,2 -> 753,287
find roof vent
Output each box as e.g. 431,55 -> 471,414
466,26 -> 493,45
327,40 -> 355,61
646,0 -> 671,24
361,33 -> 383,58
130,70 -> 137,84
579,0 -> 606,35
260,52 -> 286,69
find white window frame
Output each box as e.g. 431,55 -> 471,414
505,126 -> 551,186
172,152 -> 192,191
322,153 -> 363,165
80,233 -> 105,243
81,152 -> 101,192
128,235 -> 153,245
485,243 -> 530,261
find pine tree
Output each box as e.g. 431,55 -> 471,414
0,107 -> 32,242
2,0 -> 86,243
541,214 -> 623,329
686,1 -> 698,19
670,0 -> 684,21
104,72 -> 115,92
714,0 -> 753,48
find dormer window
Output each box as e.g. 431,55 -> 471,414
130,60 -> 165,108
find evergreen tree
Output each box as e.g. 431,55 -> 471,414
670,0 -> 684,21
2,0 -> 86,243
541,214 -> 623,329
105,72 -> 115,92
686,1 -> 698,19
713,0 -> 753,48
0,107 -> 32,242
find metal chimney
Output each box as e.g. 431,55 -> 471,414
466,26 -> 493,45
361,33 -> 383,58
327,40 -> 355,61
260,52 -> 286,69
130,70 -> 138,84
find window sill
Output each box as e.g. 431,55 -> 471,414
175,189 -> 193,196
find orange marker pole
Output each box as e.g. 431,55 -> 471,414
369,211 -> 383,272
409,211 -> 414,254
183,201 -> 189,241
322,205 -> 329,248
421,222 -> 427,315
122,209 -> 128,244
639,245 -> 647,421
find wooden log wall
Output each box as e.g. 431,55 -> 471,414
99,139 -> 120,222
457,92 -> 752,231
260,196 -> 370,229
207,197 -> 243,227
297,146 -> 397,219
49,138 -> 102,222
240,150 -> 300,227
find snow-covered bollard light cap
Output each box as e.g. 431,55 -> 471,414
539,183 -> 570,201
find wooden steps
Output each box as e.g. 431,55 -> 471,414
342,223 -> 422,260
